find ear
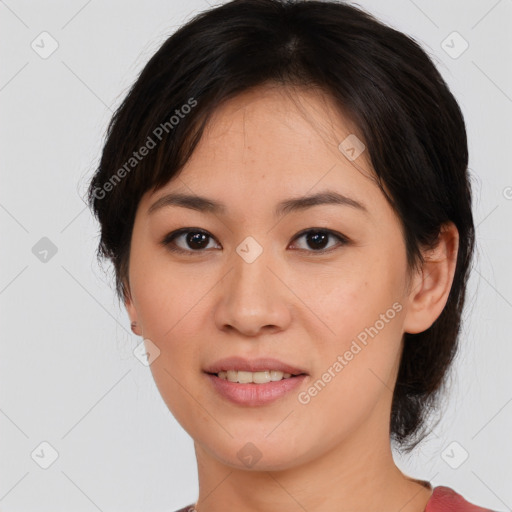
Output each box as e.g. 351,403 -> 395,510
403,222 -> 459,334
123,282 -> 142,336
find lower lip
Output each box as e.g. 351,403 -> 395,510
205,373 -> 308,406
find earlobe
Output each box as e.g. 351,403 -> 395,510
403,222 -> 459,334
124,284 -> 141,336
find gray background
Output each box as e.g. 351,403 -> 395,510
1,0 -> 511,511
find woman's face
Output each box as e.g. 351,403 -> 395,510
125,85 -> 417,470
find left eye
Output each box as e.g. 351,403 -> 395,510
290,229 -> 348,252
161,228 -> 348,254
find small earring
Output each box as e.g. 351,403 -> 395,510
130,321 -> 138,334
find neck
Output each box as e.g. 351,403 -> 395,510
192,411 -> 433,512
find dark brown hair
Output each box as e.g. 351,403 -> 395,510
87,0 -> 475,452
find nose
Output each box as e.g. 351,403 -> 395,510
214,248 -> 292,337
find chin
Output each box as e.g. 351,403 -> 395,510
198,433 -> 313,472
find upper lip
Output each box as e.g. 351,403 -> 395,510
204,356 -> 308,376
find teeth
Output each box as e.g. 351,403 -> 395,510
217,370 -> 294,383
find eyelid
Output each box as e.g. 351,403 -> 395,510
289,228 -> 349,250
160,227 -> 349,255
160,228 -> 220,254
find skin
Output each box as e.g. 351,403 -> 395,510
125,84 -> 459,512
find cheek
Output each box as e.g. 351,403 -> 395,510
295,300 -> 404,445
131,268 -> 209,429
294,252 -> 406,406
293,250 -> 405,344
129,245 -> 220,361
130,242 -> 198,335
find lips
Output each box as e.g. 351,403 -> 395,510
203,356 -> 308,376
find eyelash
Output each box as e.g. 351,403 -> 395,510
160,227 -> 350,256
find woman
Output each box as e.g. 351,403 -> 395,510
87,0 -> 496,510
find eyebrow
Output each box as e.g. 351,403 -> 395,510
147,190 -> 368,217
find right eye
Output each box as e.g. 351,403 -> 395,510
160,228 -> 221,255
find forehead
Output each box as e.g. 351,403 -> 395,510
141,84 -> 384,219
194,84 -> 371,167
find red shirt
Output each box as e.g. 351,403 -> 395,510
173,486 -> 497,512
425,486 -> 496,511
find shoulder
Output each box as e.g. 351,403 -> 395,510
426,485 -> 498,512
173,489 -> 499,512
